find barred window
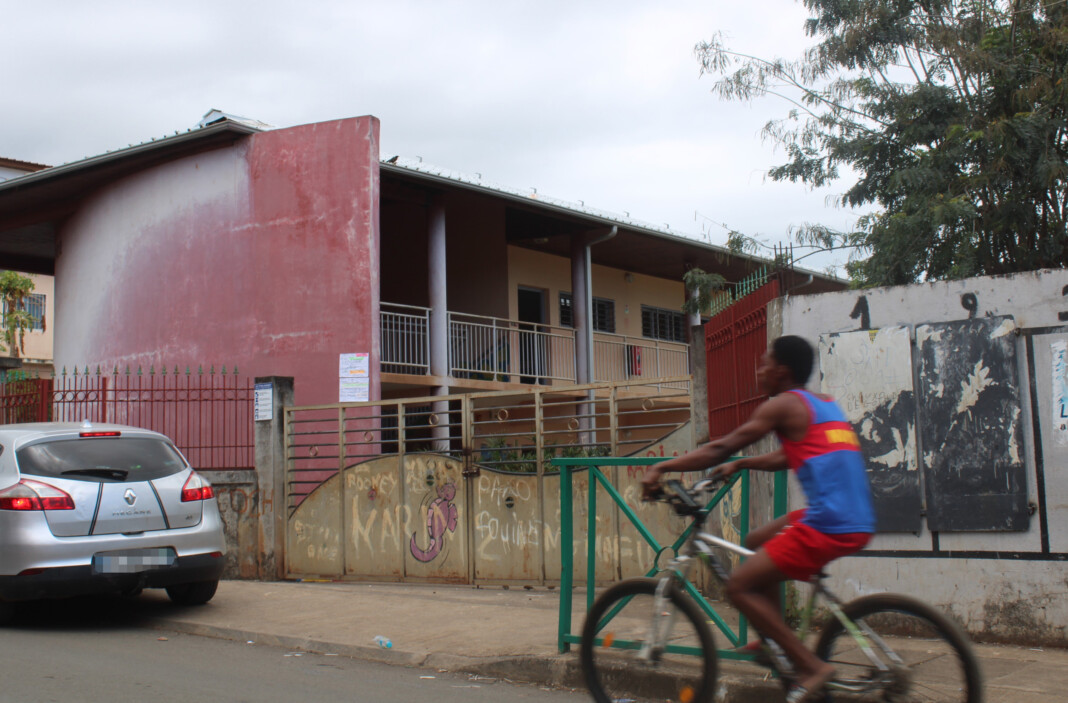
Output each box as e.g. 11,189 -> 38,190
641,305 -> 686,343
560,293 -> 615,333
2,293 -> 45,331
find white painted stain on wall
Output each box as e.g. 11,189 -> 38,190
954,360 -> 994,416
870,424 -> 917,471
991,318 -> 1015,339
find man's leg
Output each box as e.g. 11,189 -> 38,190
742,514 -> 791,612
726,549 -> 834,694
743,514 -> 791,551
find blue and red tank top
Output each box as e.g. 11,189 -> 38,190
777,389 -> 875,535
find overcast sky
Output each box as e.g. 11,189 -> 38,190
4,0 -> 864,275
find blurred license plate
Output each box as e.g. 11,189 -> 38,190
92,548 -> 177,574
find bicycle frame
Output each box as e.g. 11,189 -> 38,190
650,480 -> 907,690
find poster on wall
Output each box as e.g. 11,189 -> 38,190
1054,340 -> 1068,446
339,352 -> 369,378
818,326 -> 921,532
339,377 -> 370,403
254,382 -> 273,421
339,352 -> 370,403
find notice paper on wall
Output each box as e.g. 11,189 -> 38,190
254,382 -> 273,421
1053,340 -> 1068,446
339,352 -> 369,378
339,353 -> 370,403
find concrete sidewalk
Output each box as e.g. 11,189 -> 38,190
136,580 -> 1067,702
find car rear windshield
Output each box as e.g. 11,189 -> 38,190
16,437 -> 188,483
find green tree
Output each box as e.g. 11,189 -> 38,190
0,271 -> 36,357
699,1 -> 1068,286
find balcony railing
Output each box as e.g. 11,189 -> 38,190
380,303 -> 689,386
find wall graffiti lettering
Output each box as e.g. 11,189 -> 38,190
475,510 -> 542,561
961,293 -> 979,318
477,474 -> 533,506
351,502 -> 413,557
410,482 -> 459,562
1060,284 -> 1068,322
850,295 -> 871,331
292,518 -> 341,562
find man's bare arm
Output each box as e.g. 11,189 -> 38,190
725,448 -> 788,473
641,396 -> 790,495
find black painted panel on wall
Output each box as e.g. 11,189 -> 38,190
916,316 -> 1030,531
860,391 -> 923,532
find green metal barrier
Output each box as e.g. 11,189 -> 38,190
552,456 -> 788,659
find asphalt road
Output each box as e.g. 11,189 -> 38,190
0,596 -> 591,703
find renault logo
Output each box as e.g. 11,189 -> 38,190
123,489 -> 137,506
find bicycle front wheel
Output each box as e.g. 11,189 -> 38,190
580,577 -> 717,703
814,593 -> 982,703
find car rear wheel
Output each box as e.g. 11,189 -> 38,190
165,580 -> 219,605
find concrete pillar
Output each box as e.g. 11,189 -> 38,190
570,238 -> 591,385
428,193 -> 450,450
688,326 -> 710,445
254,375 -> 294,580
428,193 -> 448,384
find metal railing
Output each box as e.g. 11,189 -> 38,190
449,311 -> 576,383
380,304 -> 689,386
592,332 -> 689,386
284,376 -> 693,510
381,303 -> 430,374
0,366 -> 253,471
552,457 -> 761,654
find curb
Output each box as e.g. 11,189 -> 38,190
150,618 -> 781,702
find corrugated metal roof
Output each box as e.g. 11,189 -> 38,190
0,157 -> 50,172
0,119 -> 263,193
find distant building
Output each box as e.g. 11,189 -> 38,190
0,114 -> 842,404
0,158 -> 53,377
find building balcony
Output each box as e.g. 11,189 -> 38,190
380,303 -> 690,393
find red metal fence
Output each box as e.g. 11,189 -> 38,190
0,366 -> 254,471
705,278 -> 780,438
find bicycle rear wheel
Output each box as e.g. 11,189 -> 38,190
580,577 -> 717,703
814,593 -> 982,703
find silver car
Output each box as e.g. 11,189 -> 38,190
0,422 -> 226,622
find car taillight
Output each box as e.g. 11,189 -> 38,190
181,472 -> 215,502
0,479 -> 75,511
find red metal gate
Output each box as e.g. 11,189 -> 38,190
0,367 -> 253,471
704,278 -> 780,438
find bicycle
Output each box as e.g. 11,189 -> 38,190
579,477 -> 982,703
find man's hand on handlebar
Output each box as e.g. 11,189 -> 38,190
640,467 -> 664,501
710,459 -> 744,483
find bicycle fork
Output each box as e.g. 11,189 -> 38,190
822,596 -> 905,693
637,576 -> 680,664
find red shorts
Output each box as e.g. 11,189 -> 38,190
763,510 -> 871,581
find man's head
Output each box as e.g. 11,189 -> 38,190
757,335 -> 814,394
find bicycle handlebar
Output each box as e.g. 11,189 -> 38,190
651,476 -> 727,516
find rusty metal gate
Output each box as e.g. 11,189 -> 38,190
282,377 -> 695,584
704,274 -> 781,438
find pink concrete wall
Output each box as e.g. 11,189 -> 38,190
54,117 -> 381,406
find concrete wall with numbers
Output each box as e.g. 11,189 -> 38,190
775,267 -> 1068,645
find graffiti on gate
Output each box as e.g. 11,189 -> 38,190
349,467 -> 409,557
410,481 -> 459,562
474,473 -> 540,563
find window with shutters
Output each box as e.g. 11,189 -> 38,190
641,305 -> 686,343
560,293 -> 615,333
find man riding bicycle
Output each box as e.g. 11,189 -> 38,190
641,335 -> 875,703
